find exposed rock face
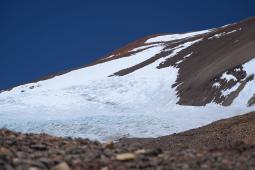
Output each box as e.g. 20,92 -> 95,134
155,17 -> 255,106
248,94 -> 255,107
96,17 -> 255,106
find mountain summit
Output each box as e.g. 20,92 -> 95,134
0,17 -> 255,141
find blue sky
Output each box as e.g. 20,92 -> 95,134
1,0 -> 255,90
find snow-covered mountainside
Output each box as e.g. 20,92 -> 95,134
0,17 -> 255,141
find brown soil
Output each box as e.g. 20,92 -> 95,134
1,112 -> 255,170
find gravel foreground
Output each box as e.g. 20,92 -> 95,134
1,112 -> 255,170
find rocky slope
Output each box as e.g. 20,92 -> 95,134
1,112 -> 255,170
97,17 -> 255,107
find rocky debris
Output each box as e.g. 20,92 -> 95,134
1,112 -> 255,169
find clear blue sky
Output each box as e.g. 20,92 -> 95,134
1,0 -> 255,90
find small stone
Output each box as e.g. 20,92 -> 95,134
135,149 -> 147,154
116,153 -> 135,161
13,158 -> 30,165
252,151 -> 255,158
38,158 -> 51,166
30,161 -> 48,169
30,144 -> 48,151
101,167 -> 109,170
144,148 -> 162,156
196,152 -> 204,158
0,162 -> 14,170
51,162 -> 70,170
201,164 -> 209,169
222,159 -> 230,165
103,141 -> 114,149
182,164 -> 189,169
29,167 -> 39,170
157,153 -> 166,158
0,147 -> 11,155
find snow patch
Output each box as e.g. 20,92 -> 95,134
102,55 -> 115,60
175,52 -> 193,65
221,72 -> 237,82
221,82 -> 241,96
146,30 -> 211,43
232,58 -> 255,106
130,44 -> 158,52
213,82 -> 221,88
165,39 -> 202,53
208,28 -> 241,40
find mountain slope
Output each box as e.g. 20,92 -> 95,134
120,111 -> 255,151
0,17 -> 255,141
